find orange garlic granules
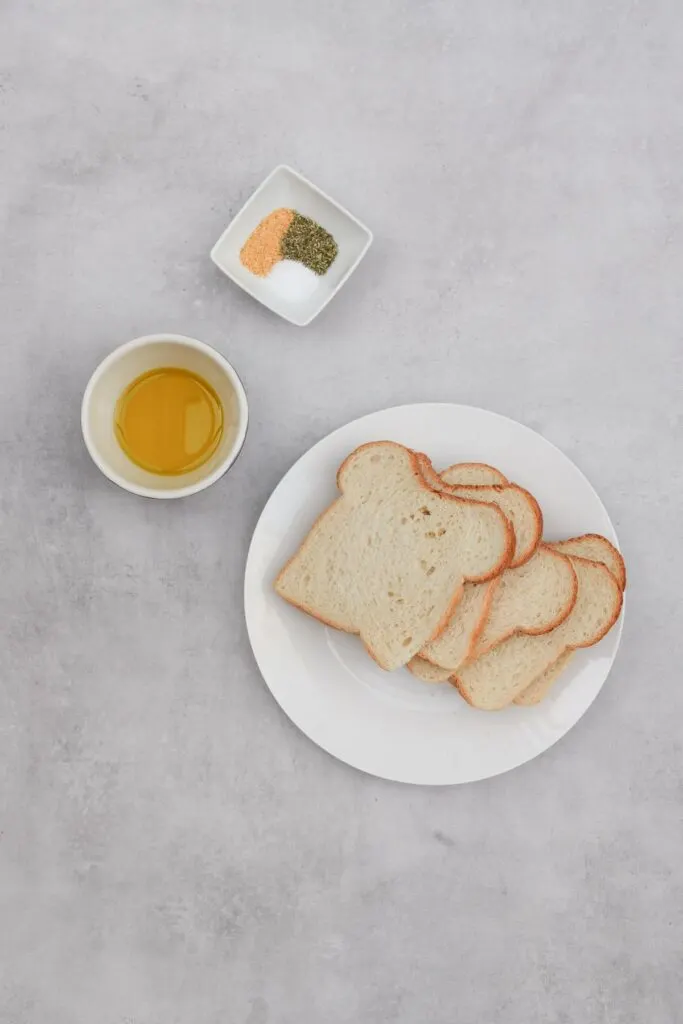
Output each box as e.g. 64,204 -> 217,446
239,207 -> 294,277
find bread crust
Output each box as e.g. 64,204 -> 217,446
499,485 -> 542,567
336,445 -> 514,582
469,545 -> 579,658
451,554 -> 623,706
556,555 -> 623,648
415,453 -> 542,568
511,538 -> 626,706
419,576 -> 500,669
551,534 -> 626,591
440,482 -> 542,568
412,453 -> 514,581
413,454 -> 542,666
275,441 -> 514,670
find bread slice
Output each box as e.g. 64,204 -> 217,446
453,555 -> 622,709
275,442 -> 514,671
514,651 -> 574,706
415,456 -> 542,569
440,462 -> 509,486
412,535 -> 624,693
412,456 -> 543,671
407,658 -> 452,682
415,645 -> 574,693
413,578 -> 497,673
440,477 -> 542,569
513,534 -> 626,706
550,534 -> 626,591
469,544 -> 578,657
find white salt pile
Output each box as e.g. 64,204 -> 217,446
267,259 -> 320,303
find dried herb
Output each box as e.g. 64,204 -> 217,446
240,208 -> 339,279
281,213 -> 338,275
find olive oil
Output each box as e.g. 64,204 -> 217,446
114,367 -> 224,476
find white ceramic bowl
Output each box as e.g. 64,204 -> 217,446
81,334 -> 248,499
211,165 -> 373,326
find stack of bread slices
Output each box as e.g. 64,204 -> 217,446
275,442 -> 625,709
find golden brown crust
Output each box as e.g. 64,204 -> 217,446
551,534 -> 626,591
275,591 -> 354,635
413,452 -> 445,491
335,439 -> 407,491
276,445 -> 623,679
441,481 -> 542,568
450,675 -> 475,704
505,485 -> 543,567
419,576 -> 500,669
404,452 -> 515,581
564,555 -> 624,649
273,494 -> 359,635
463,576 -> 502,660
276,441 -> 513,670
469,546 -> 580,658
426,584 -> 465,645
415,454 -> 542,570
508,541 -> 625,705
415,451 -> 516,658
450,553 -> 623,706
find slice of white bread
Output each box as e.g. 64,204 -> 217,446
413,457 -> 543,670
440,462 -> 509,486
470,544 -> 578,657
407,658 -> 452,682
550,534 -> 626,591
513,535 -> 626,706
415,456 -> 542,568
441,479 -> 542,569
454,555 -> 623,709
411,458 -> 540,671
514,651 -> 574,707
411,578 -> 497,675
411,536 -> 624,691
275,442 -> 514,671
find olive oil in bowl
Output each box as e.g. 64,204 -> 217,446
114,367 -> 224,476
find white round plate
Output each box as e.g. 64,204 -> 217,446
244,404 -> 624,785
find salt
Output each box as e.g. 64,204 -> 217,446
267,259 -> 320,303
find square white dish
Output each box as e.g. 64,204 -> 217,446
210,165 -> 373,326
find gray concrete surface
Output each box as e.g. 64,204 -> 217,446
1,1 -> 682,1021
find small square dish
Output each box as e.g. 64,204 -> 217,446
210,165 -> 373,326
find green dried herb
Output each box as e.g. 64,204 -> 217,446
281,212 -> 338,275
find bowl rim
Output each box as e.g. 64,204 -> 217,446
210,164 -> 373,326
81,333 -> 249,499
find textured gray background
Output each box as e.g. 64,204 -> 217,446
1,1 -> 682,1021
